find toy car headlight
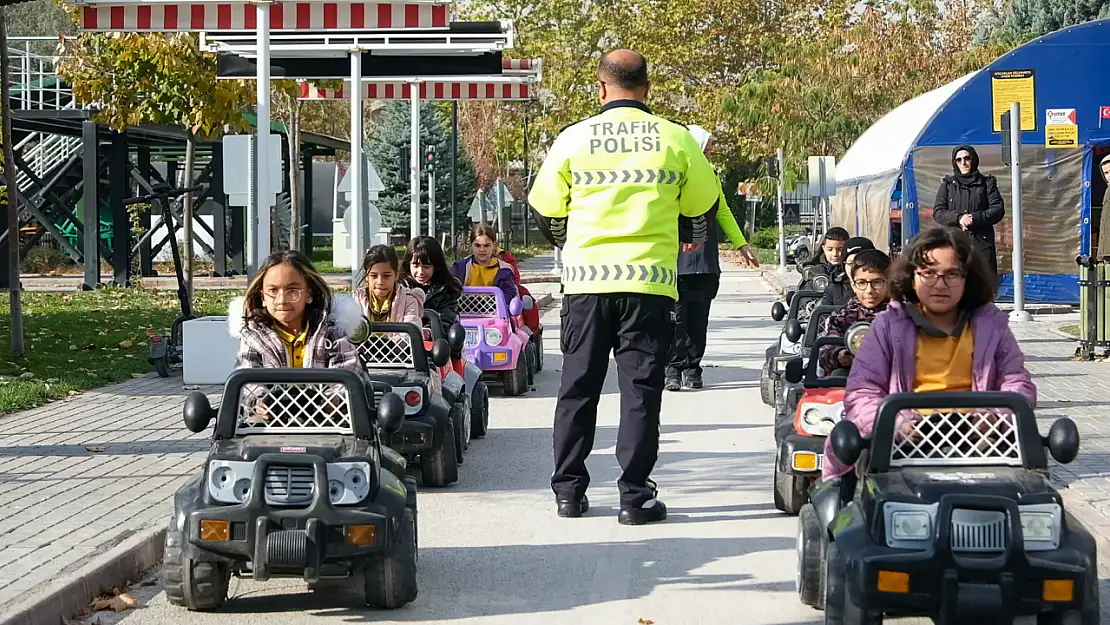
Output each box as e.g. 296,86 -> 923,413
890,511 -> 932,541
803,408 -> 823,426
327,462 -> 372,505
208,460 -> 254,504
812,275 -> 829,292
846,322 -> 872,355
802,266 -> 814,280
484,327 -> 504,346
1019,506 -> 1061,549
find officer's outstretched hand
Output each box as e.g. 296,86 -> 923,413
740,244 -> 761,268
681,243 -> 701,253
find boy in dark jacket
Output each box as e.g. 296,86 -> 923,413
797,227 -> 849,292
818,249 -> 892,376
820,236 -> 875,307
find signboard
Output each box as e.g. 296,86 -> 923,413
1045,108 -> 1079,148
807,156 -> 836,198
783,204 -> 800,226
991,69 -> 1036,132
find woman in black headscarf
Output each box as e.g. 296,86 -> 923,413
932,145 -> 1005,280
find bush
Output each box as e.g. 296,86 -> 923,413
750,228 -> 781,250
22,246 -> 67,274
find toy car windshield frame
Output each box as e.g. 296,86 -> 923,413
866,391 -> 1048,472
354,322 -> 430,374
800,336 -> 848,389
801,304 -> 843,349
458,287 -> 507,319
423,309 -> 444,341
212,368 -> 378,440
787,290 -> 822,323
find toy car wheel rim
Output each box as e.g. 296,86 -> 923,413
796,521 -> 804,595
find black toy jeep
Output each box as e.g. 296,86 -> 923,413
166,368 -> 418,610
774,303 -> 842,435
797,391 -> 1097,624
762,289 -> 823,407
352,320 -> 459,487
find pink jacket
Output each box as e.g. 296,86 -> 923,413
822,300 -> 1037,479
355,282 -> 425,327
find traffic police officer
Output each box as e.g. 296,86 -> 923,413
528,49 -> 719,525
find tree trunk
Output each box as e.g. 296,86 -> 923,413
182,134 -> 196,306
1,7 -> 24,359
288,100 -> 302,251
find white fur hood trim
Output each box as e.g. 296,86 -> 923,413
226,293 -> 365,339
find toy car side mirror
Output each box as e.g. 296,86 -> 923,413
783,358 -> 804,385
522,295 -> 535,310
784,319 -> 803,344
771,301 -> 786,322
786,291 -> 795,305
830,420 -> 865,467
446,324 -> 467,353
430,338 -> 451,368
183,392 -> 215,433
376,392 -> 406,433
1046,418 -> 1080,464
508,296 -> 524,317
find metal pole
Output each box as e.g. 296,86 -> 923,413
1009,101 -> 1031,322
428,170 -> 435,237
1,8 -> 24,359
251,0 -> 272,278
451,101 -> 458,259
776,147 -> 787,273
523,113 -> 530,247
410,87 -> 420,239
349,51 -> 363,287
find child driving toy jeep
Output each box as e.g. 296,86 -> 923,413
355,245 -> 425,328
817,249 -> 892,377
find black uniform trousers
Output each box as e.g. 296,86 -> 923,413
551,292 -> 674,508
667,274 -> 721,378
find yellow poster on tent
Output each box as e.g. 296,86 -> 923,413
1045,124 -> 1078,148
991,69 -> 1036,131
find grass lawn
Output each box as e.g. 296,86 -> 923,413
1059,324 -> 1080,338
0,288 -> 239,415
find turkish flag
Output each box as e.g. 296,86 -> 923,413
1101,106 -> 1110,119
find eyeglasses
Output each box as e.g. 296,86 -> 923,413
852,278 -> 887,291
915,270 -> 966,287
263,287 -> 307,303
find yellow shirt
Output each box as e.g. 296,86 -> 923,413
466,259 -> 501,288
274,325 -> 309,368
913,326 -> 974,393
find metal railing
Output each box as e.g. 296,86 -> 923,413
8,36 -> 74,111
1077,255 -> 1110,360
14,127 -> 83,193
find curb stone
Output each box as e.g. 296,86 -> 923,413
1056,487 -> 1110,581
5,290 -> 560,625
0,525 -> 166,625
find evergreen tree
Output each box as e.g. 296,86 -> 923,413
367,101 -> 477,239
989,0 -> 1110,43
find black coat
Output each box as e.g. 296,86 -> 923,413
678,199 -> 722,276
420,281 -> 460,334
932,174 -> 1005,275
819,268 -> 854,307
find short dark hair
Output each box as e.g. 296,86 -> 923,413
824,227 -> 850,242
891,227 -> 996,308
598,50 -> 648,90
850,249 -> 891,278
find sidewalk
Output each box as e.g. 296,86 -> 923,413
0,281 -> 562,625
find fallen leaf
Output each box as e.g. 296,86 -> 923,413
69,345 -> 78,351
85,445 -> 105,453
638,619 -> 654,625
68,391 -> 80,396
119,340 -> 133,349
46,378 -> 58,383
89,593 -> 139,611
18,372 -> 34,380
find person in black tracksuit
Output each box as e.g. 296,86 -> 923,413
931,145 -> 1004,284
820,237 -> 876,307
796,227 -> 849,292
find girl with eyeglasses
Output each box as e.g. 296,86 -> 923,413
821,227 -> 1036,481
229,250 -> 363,372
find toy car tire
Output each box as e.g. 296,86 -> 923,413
470,381 -> 490,439
420,421 -> 459,487
532,333 -> 544,372
822,542 -> 881,624
364,508 -> 418,609
760,361 -> 774,406
773,463 -> 808,516
163,519 -> 230,611
526,343 -> 537,386
503,351 -> 529,396
153,355 -> 171,378
797,503 -> 825,608
451,396 -> 471,464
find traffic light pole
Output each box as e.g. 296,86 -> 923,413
776,147 -> 787,273
428,170 -> 436,237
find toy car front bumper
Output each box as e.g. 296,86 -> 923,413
846,495 -> 1092,622
777,434 -> 825,476
464,347 -> 515,371
770,355 -> 792,378
386,412 -> 442,455
186,455 -> 391,583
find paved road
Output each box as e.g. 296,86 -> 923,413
73,268 -> 1105,625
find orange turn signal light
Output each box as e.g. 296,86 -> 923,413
876,570 -> 909,594
345,524 -> 376,546
1043,579 -> 1074,602
199,519 -> 229,541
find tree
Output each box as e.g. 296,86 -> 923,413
366,101 -> 477,238
990,0 -> 1110,42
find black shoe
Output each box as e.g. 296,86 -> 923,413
618,499 -> 667,526
665,376 -> 682,392
683,370 -> 703,389
556,496 -> 590,518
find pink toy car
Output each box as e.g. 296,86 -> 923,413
457,287 -> 533,396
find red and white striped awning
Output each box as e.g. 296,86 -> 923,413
77,1 -> 450,32
298,80 -> 535,101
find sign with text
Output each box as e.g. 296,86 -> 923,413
1045,124 -> 1078,148
1046,108 -> 1077,126
991,69 -> 1036,132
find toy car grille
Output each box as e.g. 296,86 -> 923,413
950,509 -> 1008,552
236,382 -> 353,435
459,293 -> 498,317
890,409 -> 1022,467
799,299 -> 818,320
356,333 -> 416,369
265,465 -> 314,505
464,327 -> 479,348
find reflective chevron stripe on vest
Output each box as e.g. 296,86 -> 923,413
570,169 -> 685,186
561,264 -> 678,288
